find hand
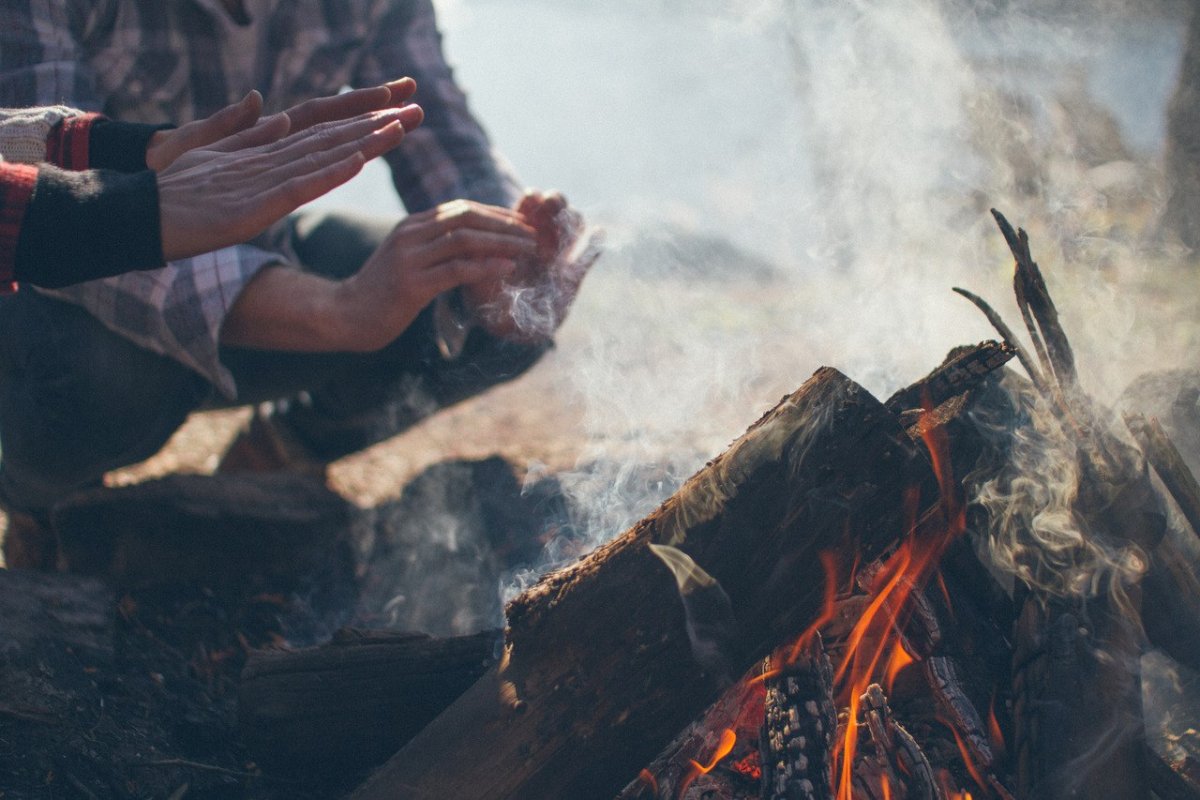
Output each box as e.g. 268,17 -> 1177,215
462,190 -> 600,343
153,82 -> 424,261
145,79 -> 418,171
323,200 -> 540,352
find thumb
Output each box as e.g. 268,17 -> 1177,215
147,90 -> 264,169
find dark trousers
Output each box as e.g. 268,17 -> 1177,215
0,211 -> 546,516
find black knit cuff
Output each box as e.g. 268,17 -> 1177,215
14,166 -> 164,288
87,119 -> 174,173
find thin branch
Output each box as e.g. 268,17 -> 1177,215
951,287 -> 1046,392
991,209 -> 1077,388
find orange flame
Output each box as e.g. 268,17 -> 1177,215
826,403 -> 969,800
752,550 -> 841,686
943,716 -> 989,795
883,640 -> 914,693
637,768 -> 658,797
788,550 -> 842,664
677,728 -> 736,798
988,695 -> 1007,760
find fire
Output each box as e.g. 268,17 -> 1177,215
637,768 -> 658,796
752,549 -> 841,686
677,728 -> 736,797
944,716 -> 990,793
883,640 -> 914,693
987,695 -> 1006,759
825,401 -> 971,799
788,550 -> 842,664
674,402 -> 983,799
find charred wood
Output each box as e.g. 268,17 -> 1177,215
759,636 -> 837,800
348,367 -> 932,800
1011,593 -> 1147,799
853,683 -> 937,800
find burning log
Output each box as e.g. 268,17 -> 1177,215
759,637 -> 838,800
957,210 -> 1196,800
348,367 -> 934,800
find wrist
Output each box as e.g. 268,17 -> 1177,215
89,119 -> 174,172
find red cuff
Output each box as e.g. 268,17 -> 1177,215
45,113 -> 102,170
0,162 -> 38,291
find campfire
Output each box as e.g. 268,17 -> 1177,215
4,212 -> 1197,800
325,212 -> 1197,799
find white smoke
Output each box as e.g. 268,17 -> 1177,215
311,1 -> 1198,585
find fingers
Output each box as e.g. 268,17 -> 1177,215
516,189 -> 581,264
283,83 -> 407,132
384,77 -> 418,105
423,257 -> 518,297
269,152 -> 368,216
419,227 -> 537,265
147,90 -> 264,170
194,110 -> 291,155
403,200 -> 537,242
252,120 -> 403,195
264,108 -> 412,168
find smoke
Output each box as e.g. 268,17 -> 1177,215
297,1 -> 1200,614
421,0 -> 1195,569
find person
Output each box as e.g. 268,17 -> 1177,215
0,1 -> 596,569
0,85 -> 421,289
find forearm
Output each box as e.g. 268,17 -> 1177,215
219,265 -> 358,352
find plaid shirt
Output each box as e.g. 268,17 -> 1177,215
0,0 -> 522,397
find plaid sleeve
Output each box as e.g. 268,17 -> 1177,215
36,246 -> 286,398
357,0 -> 523,212
0,1 -> 104,111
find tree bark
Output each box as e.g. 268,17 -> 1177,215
348,367 -> 932,800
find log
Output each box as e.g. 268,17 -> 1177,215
1126,412 -> 1200,540
239,629 -> 497,781
1011,592 -> 1147,800
50,474 -> 358,610
348,367 -> 932,800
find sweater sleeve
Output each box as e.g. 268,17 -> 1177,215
0,106 -> 170,172
86,118 -> 174,173
11,165 -> 162,288
0,105 -> 93,165
0,107 -> 166,290
0,162 -> 38,291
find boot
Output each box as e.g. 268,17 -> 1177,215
216,404 -> 327,479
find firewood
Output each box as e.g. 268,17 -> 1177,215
1011,592 -> 1147,799
1126,411 -> 1200,540
347,367 -> 932,800
759,637 -> 837,800
238,629 -> 497,780
50,473 -> 358,608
